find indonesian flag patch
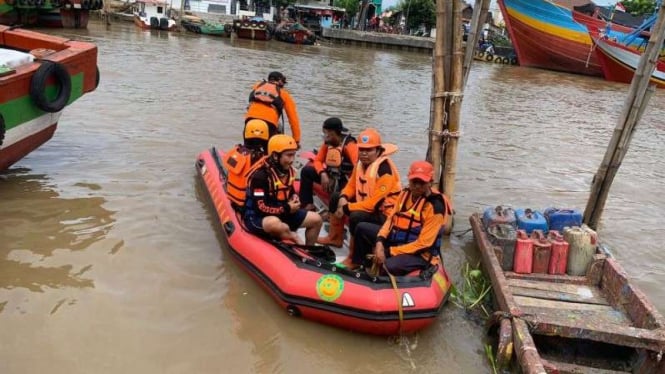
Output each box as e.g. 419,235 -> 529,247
253,189 -> 265,197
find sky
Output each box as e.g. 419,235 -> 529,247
381,0 -> 618,11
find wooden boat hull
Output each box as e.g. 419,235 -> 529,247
0,25 -> 98,170
594,37 -> 665,88
196,147 -> 452,335
275,29 -> 315,45
134,15 -> 177,31
498,0 -> 602,76
232,19 -> 270,40
469,213 -> 665,373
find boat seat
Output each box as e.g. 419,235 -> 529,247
0,48 -> 34,69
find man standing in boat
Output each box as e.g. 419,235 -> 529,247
329,128 -> 401,268
354,161 -> 452,275
299,117 -> 358,214
244,134 -> 322,245
245,71 -> 302,145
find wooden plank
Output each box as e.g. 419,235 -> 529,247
506,271 -> 589,285
510,286 -> 610,306
515,296 -> 617,313
541,358 -> 631,374
521,313 -> 665,352
521,305 -> 630,326
508,279 -> 609,305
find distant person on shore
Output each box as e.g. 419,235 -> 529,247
245,71 -> 302,145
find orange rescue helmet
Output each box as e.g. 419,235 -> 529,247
268,134 -> 298,155
357,128 -> 383,149
244,119 -> 270,141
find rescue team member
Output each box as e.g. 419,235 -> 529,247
330,128 -> 401,267
245,71 -> 301,144
244,134 -> 322,245
223,119 -> 270,210
353,161 -> 452,275
299,117 -> 358,212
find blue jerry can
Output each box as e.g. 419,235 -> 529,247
544,207 -> 583,232
515,208 -> 548,234
482,206 -> 516,229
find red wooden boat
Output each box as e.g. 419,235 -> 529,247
196,147 -> 452,335
232,17 -> 270,40
593,37 -> 665,88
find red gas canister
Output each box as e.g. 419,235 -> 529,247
513,229 -> 533,274
547,230 -> 569,275
530,230 -> 551,274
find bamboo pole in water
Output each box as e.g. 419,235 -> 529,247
428,0 -> 448,179
462,0 -> 491,86
440,0 -> 464,232
584,3 -> 665,229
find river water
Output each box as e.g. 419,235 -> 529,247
1,20 -> 664,373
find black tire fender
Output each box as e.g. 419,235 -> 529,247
485,53 -> 493,62
0,114 -> 5,148
30,60 -> 72,113
501,57 -> 510,64
511,57 -> 518,65
477,51 -> 485,59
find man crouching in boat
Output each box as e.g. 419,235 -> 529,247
353,161 -> 452,275
224,119 -> 270,210
332,128 -> 402,268
244,134 -> 323,245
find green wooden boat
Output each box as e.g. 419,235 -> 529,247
181,16 -> 227,36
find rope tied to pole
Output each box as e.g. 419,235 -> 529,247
429,129 -> 461,144
432,91 -> 464,103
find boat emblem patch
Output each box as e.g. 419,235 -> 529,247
316,274 -> 344,302
402,292 -> 415,307
432,272 -> 448,292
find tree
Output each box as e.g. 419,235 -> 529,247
397,0 -> 434,32
620,0 -> 656,16
334,0 -> 359,27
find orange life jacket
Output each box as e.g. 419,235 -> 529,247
244,161 -> 296,211
387,188 -> 452,259
224,146 -> 266,209
249,81 -> 284,114
354,155 -> 401,213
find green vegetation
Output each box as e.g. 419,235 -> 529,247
396,0 -> 435,32
334,0 -> 359,26
485,344 -> 499,374
621,0 -> 657,16
449,262 -> 492,317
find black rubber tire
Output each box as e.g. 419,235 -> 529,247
477,51 -> 485,59
30,60 -> 72,113
511,57 -> 518,65
485,53 -> 493,62
95,66 -> 100,89
0,114 -> 5,148
502,57 -> 510,64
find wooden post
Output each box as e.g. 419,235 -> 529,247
584,3 -> 665,229
178,0 -> 186,29
440,0 -> 464,232
462,0 -> 490,86
428,0 -> 447,182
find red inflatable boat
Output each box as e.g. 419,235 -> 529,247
196,147 -> 452,335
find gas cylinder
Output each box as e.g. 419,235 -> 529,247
564,224 -> 597,276
547,230 -> 569,275
530,230 -> 551,274
513,229 -> 533,274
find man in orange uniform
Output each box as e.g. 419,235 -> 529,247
299,117 -> 358,211
353,161 -> 452,275
331,128 -> 401,267
245,71 -> 301,144
244,134 -> 322,245
223,119 -> 270,210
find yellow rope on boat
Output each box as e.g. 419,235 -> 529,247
383,263 -> 404,335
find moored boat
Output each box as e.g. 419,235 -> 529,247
196,147 -> 452,335
0,25 -> 99,171
469,212 -> 665,373
274,21 -> 315,45
232,16 -> 270,40
180,15 -> 228,36
498,0 -> 638,76
133,0 -> 176,31
593,37 -> 665,88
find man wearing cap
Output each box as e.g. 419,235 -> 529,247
245,71 -> 302,144
352,160 -> 452,275
331,128 -> 401,267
